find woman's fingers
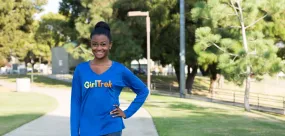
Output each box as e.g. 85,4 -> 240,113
110,106 -> 121,114
111,111 -> 122,117
112,113 -> 121,117
110,108 -> 118,113
110,106 -> 125,118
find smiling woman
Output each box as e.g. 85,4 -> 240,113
70,21 -> 149,136
90,22 -> 112,61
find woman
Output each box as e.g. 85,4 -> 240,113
70,21 -> 149,136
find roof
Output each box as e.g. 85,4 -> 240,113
62,41 -> 79,48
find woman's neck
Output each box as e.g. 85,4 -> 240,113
92,57 -> 111,65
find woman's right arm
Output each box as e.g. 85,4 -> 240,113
70,67 -> 82,136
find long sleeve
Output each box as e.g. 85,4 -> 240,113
70,67 -> 82,136
122,67 -> 149,119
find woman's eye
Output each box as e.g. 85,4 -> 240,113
91,42 -> 107,47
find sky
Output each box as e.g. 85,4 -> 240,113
34,0 -> 62,20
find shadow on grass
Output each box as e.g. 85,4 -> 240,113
147,101 -> 285,136
0,113 -> 43,135
137,75 -> 178,84
151,113 -> 285,136
0,75 -> 71,88
144,100 -> 227,113
142,92 -> 285,135
147,77 -> 209,95
124,75 -> 210,96
167,102 -> 205,110
0,113 -> 71,136
193,77 -> 210,92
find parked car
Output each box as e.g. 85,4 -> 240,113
133,69 -> 146,75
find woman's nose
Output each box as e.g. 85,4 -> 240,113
96,45 -> 103,50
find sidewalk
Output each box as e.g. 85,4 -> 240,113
0,79 -> 159,136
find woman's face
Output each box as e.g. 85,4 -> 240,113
91,34 -> 112,60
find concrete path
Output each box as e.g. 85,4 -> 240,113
0,79 -> 159,136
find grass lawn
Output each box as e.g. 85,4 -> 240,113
1,73 -> 283,109
120,90 -> 285,136
0,74 -> 71,88
138,75 -> 209,93
1,74 -> 285,135
138,74 -> 285,99
2,73 -> 284,96
0,86 -> 58,135
138,74 -> 208,86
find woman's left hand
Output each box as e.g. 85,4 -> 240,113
110,105 -> 126,119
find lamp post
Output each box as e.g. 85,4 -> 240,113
31,58 -> 34,83
180,0 -> 186,98
128,11 -> 151,93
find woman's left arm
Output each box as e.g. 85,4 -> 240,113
121,67 -> 149,119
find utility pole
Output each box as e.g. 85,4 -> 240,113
179,0 -> 185,98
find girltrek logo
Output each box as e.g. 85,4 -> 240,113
84,80 -> 112,88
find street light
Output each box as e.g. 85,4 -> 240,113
180,0 -> 186,98
30,58 -> 34,83
128,11 -> 151,93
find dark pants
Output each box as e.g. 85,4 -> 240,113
102,131 -> 122,136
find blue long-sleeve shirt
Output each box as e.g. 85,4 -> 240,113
70,61 -> 149,136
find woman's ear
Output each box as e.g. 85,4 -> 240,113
109,42 -> 112,49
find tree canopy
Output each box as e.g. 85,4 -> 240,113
0,0 -> 47,66
192,0 -> 285,111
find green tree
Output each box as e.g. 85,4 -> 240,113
277,44 -> 285,60
113,0 -> 202,94
59,0 -> 142,65
0,0 -> 47,65
110,20 -> 143,67
34,13 -> 74,64
259,1 -> 285,62
192,0 -> 284,111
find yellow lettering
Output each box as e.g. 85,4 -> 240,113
84,80 -> 113,88
98,80 -> 101,87
104,82 -> 108,87
108,81 -> 112,87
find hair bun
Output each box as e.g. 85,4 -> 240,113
94,21 -> 110,31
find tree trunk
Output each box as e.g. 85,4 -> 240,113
208,63 -> 219,93
199,66 -> 209,76
209,74 -> 217,93
55,40 -> 60,47
186,64 -> 198,94
31,63 -> 35,71
244,66 -> 251,111
174,62 -> 180,85
24,60 -> 28,68
217,74 -> 224,88
48,59 -> 51,66
236,1 -> 251,111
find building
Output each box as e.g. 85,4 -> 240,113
51,41 -> 84,74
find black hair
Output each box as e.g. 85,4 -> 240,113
90,21 -> 112,42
